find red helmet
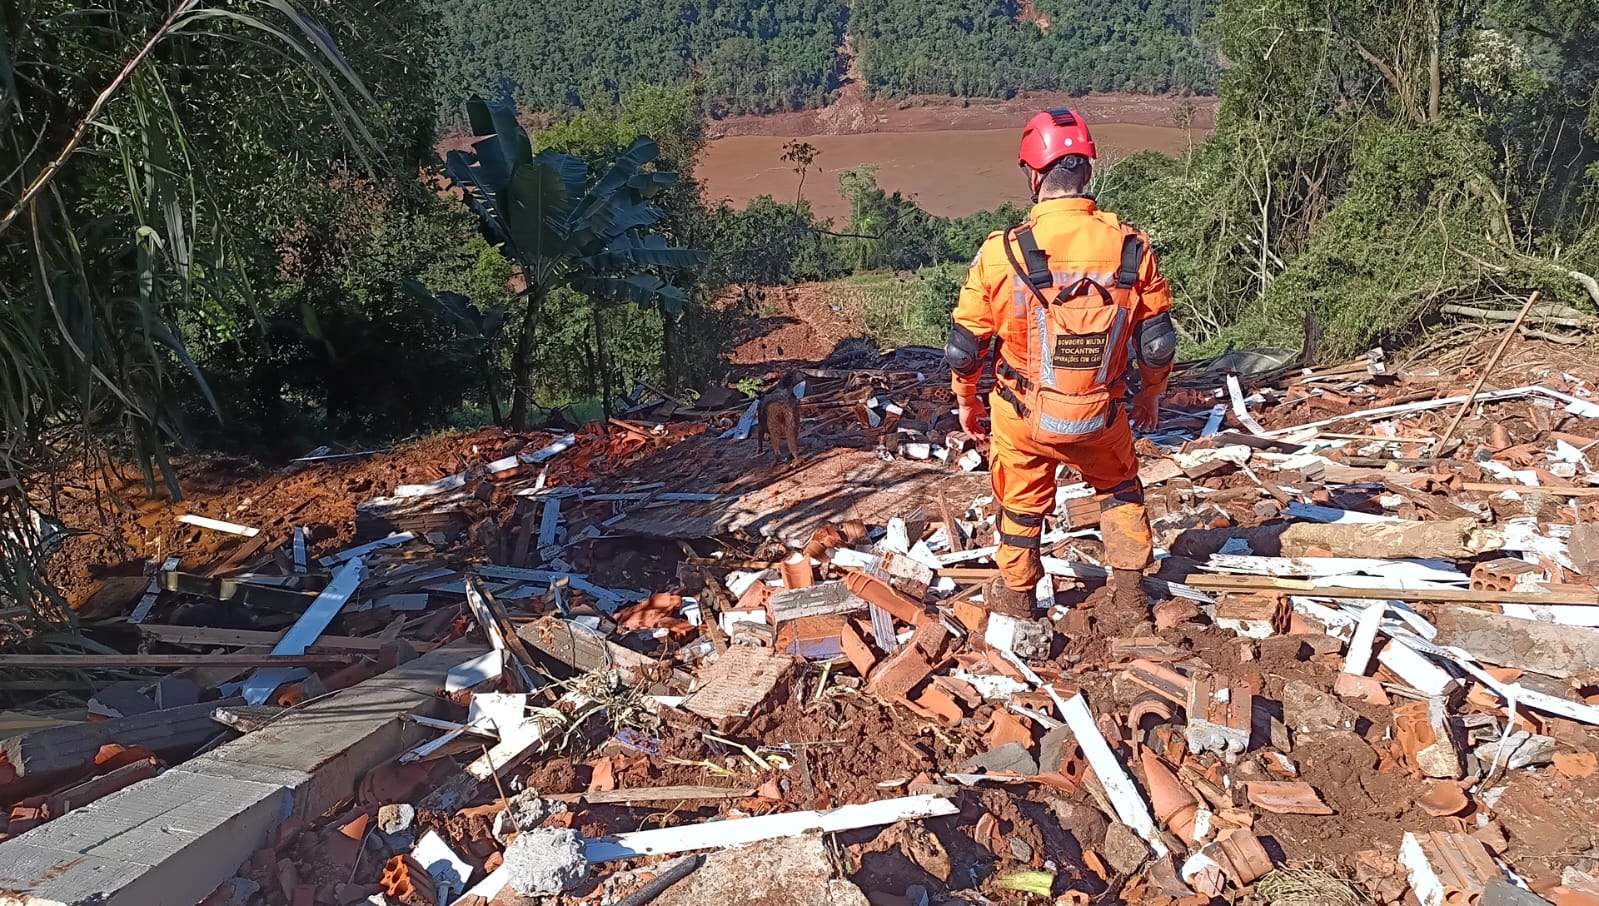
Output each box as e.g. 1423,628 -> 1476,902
1018,109 -> 1096,172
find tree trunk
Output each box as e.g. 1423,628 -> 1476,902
662,309 -> 680,392
594,304 -> 613,419
508,287 -> 546,430
482,360 -> 505,426
1427,0 -> 1442,122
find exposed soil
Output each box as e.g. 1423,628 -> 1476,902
724,283 -> 878,369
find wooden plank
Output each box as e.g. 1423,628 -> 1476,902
511,510 -> 536,568
0,653 -> 352,669
1185,573 -> 1599,605
139,624 -> 392,653
177,515 -> 259,537
544,786 -> 753,805
470,579 -> 538,692
516,617 -> 691,690
161,571 -> 322,613
1463,482 -> 1599,497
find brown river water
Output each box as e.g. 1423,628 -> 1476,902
698,122 -> 1196,221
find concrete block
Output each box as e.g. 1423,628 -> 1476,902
186,665 -> 468,821
0,640 -> 484,906
0,769 -> 288,906
3,698 -> 243,776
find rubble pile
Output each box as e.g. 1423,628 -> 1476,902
3,344 -> 1599,906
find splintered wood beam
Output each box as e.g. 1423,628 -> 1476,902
0,653 -> 354,669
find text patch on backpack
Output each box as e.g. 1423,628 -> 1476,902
1052,333 -> 1108,369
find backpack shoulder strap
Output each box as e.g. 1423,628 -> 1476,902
1116,231 -> 1145,290
1002,226 -> 1054,306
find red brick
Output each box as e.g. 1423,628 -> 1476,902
844,570 -> 926,626
907,684 -> 965,725
987,710 -> 1034,751
866,643 -> 934,703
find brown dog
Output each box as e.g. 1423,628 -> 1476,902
757,373 -> 802,463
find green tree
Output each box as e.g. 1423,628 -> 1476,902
443,99 -> 707,427
1099,0 -> 1599,358
782,140 -> 820,206
1,0 -> 389,626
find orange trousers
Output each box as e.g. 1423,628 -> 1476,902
989,393 -> 1154,591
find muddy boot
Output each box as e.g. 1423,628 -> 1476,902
984,578 -> 1034,619
1107,569 -> 1151,629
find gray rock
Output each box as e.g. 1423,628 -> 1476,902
1474,732 -> 1556,771
1038,726 -> 1074,774
1281,679 -> 1357,734
503,787 -> 567,834
377,803 -> 415,835
1100,822 -> 1149,876
1481,878 -> 1554,905
959,741 -> 1038,776
504,828 -> 588,896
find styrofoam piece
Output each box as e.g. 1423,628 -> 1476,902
1501,518 -> 1576,572
830,548 -> 876,569
468,693 -> 529,734
881,518 -> 910,555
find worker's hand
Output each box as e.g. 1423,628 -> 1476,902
1131,388 -> 1162,433
957,394 -> 989,441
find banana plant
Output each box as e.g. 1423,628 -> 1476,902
443,98 -> 707,428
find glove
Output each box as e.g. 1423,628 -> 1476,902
1131,387 -> 1162,433
957,393 -> 989,441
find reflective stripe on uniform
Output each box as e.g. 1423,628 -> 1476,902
1094,306 -> 1130,386
1035,305 -> 1054,388
1038,411 -> 1107,436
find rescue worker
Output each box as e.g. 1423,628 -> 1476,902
945,109 -> 1176,621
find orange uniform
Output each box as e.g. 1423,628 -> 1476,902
950,197 -> 1175,591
